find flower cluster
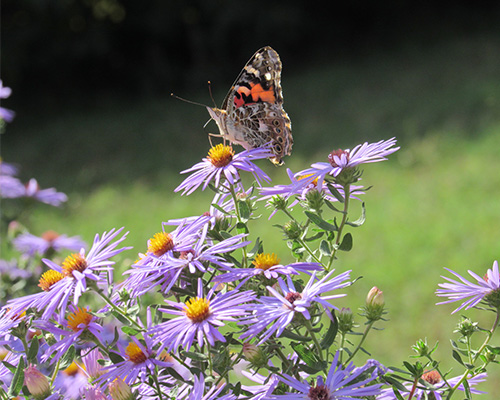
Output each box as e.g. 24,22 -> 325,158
1,119 -> 493,400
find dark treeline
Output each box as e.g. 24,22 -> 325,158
2,0 -> 500,107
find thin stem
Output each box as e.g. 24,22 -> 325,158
152,370 -> 164,400
229,184 -> 249,268
326,183 -> 351,271
95,290 -> 143,331
445,310 -> 500,400
303,319 -> 324,362
343,321 -> 373,365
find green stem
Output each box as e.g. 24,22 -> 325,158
303,319 -> 324,363
50,357 -> 61,386
229,184 -> 249,268
344,321 -> 373,365
95,290 -> 143,331
445,310 -> 500,400
152,370 -> 164,400
297,237 -> 323,264
326,183 -> 351,271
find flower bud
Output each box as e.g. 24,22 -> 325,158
454,316 -> 478,338
24,365 -> 51,400
304,188 -> 324,213
338,307 -> 354,333
109,379 -> 134,400
243,343 -> 268,369
282,220 -> 303,240
364,286 -> 385,322
268,195 -> 288,212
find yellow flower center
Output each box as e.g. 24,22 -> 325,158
63,361 -> 80,376
184,297 -> 211,323
252,253 -> 280,270
67,307 -> 93,332
207,144 -> 234,168
297,173 -> 319,187
125,342 -> 148,364
62,253 -> 88,277
38,270 -> 64,291
148,232 -> 174,256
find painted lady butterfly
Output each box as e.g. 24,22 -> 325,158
207,46 -> 293,165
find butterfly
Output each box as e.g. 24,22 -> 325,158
206,46 -> 293,165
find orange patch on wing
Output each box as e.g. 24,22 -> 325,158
234,83 -> 276,108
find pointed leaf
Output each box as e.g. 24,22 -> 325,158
27,338 -> 39,363
326,183 -> 345,203
237,201 -> 251,222
304,211 -> 337,231
8,356 -> 24,397
320,315 -> 338,350
319,240 -> 332,257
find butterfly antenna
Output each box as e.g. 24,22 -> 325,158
171,93 -> 208,108
207,81 -> 218,108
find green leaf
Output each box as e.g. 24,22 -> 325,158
326,183 -> 345,203
291,343 -> 317,367
345,202 -> 366,227
109,351 -> 125,364
121,326 -> 140,336
319,240 -> 332,257
304,211 -> 337,231
338,233 -> 353,251
8,356 -> 24,397
281,329 -> 312,342
236,222 -> 249,235
452,349 -> 465,366
324,199 -> 343,213
237,201 -> 251,222
182,351 -> 209,361
247,237 -> 263,258
27,338 -> 39,363
320,315 -> 338,350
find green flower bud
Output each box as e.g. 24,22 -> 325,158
364,286 -> 385,322
243,343 -> 268,369
338,307 -> 354,333
282,220 -> 303,240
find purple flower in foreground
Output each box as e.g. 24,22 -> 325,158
13,230 -> 87,257
0,80 -> 15,122
294,138 -> 399,190
38,305 -> 104,364
377,371 -> 486,400
97,312 -> 174,388
215,252 -> 321,286
267,351 -> 382,399
240,269 -> 351,344
5,228 -> 130,320
175,144 -> 272,195
148,279 -> 255,353
436,260 -> 500,313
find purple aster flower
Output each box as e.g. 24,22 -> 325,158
37,305 -> 104,364
13,230 -> 87,257
24,178 -> 68,206
240,269 -> 351,344
148,278 -> 255,353
80,386 -> 108,400
0,175 -> 25,198
0,259 -> 32,280
240,370 -> 280,400
294,138 -> 399,190
377,370 -> 486,400
124,229 -> 249,296
175,144 -> 272,195
54,361 -> 89,399
436,260 -> 500,313
0,80 -> 15,122
215,252 -> 321,286
5,227 -> 130,320
0,160 -> 19,176
268,351 -> 382,399
260,168 -> 364,217
80,348 -> 106,381
97,309 -> 174,388
121,216 -> 211,297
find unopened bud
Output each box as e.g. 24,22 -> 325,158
24,365 -> 51,400
282,220 -> 303,240
268,195 -> 288,212
109,379 -> 133,400
364,286 -> 385,322
338,307 -> 354,333
243,343 -> 268,369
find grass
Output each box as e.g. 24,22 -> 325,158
3,33 -> 500,397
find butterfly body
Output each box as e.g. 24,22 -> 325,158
207,46 -> 293,165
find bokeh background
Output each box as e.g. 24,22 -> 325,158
3,0 -> 500,397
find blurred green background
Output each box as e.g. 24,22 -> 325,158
2,0 -> 500,397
